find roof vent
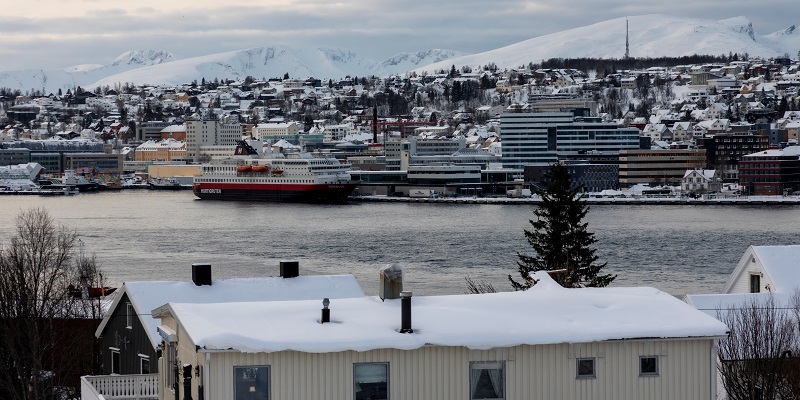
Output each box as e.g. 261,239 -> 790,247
379,264 -> 403,301
280,260 -> 299,278
191,263 -> 212,286
400,291 -> 413,334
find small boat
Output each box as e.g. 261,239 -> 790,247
237,165 -> 252,173
272,169 -> 284,175
252,165 -> 269,173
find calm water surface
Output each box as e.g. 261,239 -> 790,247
0,191 -> 797,297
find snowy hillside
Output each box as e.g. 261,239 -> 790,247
415,15 -> 791,73
763,25 -> 800,57
0,50 -> 175,93
90,47 -> 467,89
374,49 -> 469,75
2,14 -> 798,92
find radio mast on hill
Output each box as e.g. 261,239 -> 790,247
625,18 -> 630,59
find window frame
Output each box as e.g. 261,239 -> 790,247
576,357 -> 596,379
469,361 -> 505,400
126,302 -> 134,329
750,273 -> 761,293
353,362 -> 389,400
639,355 -> 659,376
233,365 -> 270,400
110,348 -> 120,375
139,354 -> 150,375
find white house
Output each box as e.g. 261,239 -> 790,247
150,272 -> 727,400
685,245 -> 800,315
671,121 -> 693,142
681,169 -> 721,194
641,123 -> 671,142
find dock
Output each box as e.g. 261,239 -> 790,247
350,195 -> 800,205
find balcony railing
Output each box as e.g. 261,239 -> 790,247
81,374 -> 159,400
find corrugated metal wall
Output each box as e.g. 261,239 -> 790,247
187,339 -> 714,400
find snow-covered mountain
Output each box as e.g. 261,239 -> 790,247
1,14 -> 798,92
90,47 -> 466,89
415,15 -> 794,73
763,25 -> 800,57
0,46 -> 463,92
0,50 -> 175,93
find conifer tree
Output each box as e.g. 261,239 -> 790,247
509,163 -> 615,290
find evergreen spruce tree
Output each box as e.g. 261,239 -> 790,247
509,162 -> 615,290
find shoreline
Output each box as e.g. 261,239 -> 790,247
350,195 -> 800,205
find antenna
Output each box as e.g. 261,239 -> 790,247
625,18 -> 630,60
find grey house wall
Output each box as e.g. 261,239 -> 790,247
99,292 -> 160,375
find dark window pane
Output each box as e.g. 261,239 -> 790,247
577,358 -> 595,377
470,362 -> 504,400
111,351 -> 120,374
354,363 -> 388,400
234,366 -> 269,400
640,356 -> 658,375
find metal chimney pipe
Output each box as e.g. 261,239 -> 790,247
321,298 -> 330,323
372,106 -> 378,143
400,291 -> 413,333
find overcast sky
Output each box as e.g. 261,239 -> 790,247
2,0 -> 796,71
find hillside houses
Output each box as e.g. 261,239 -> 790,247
1,55 -> 800,193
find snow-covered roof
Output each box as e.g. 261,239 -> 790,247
97,274 -> 365,348
750,245 -> 800,293
684,292 -> 792,319
162,272 -> 728,354
683,169 -> 716,180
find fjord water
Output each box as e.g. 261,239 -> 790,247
1,191 -> 796,297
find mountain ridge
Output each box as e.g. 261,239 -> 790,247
1,14 -> 798,93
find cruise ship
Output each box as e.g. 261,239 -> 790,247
192,140 -> 359,202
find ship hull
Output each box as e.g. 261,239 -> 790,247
193,182 -> 358,202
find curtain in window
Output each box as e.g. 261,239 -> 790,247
470,368 -> 481,398
487,368 -> 503,398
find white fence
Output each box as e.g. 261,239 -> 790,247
81,374 -> 159,400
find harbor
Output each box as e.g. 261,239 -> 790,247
351,194 -> 800,205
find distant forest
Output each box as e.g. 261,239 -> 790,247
532,53 -> 751,75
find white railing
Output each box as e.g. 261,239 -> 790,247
81,374 -> 159,400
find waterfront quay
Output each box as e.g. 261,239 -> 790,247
351,195 -> 800,205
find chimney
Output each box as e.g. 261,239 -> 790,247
372,106 -> 378,144
379,264 -> 403,301
321,298 -> 330,323
280,260 -> 299,278
191,263 -> 212,286
399,291 -> 413,333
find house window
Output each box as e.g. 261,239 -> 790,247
140,355 -> 150,374
750,274 -> 761,293
111,348 -> 120,375
234,366 -> 269,400
576,358 -> 596,379
470,361 -> 504,400
640,356 -> 659,376
126,302 -> 134,329
354,363 -> 388,400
